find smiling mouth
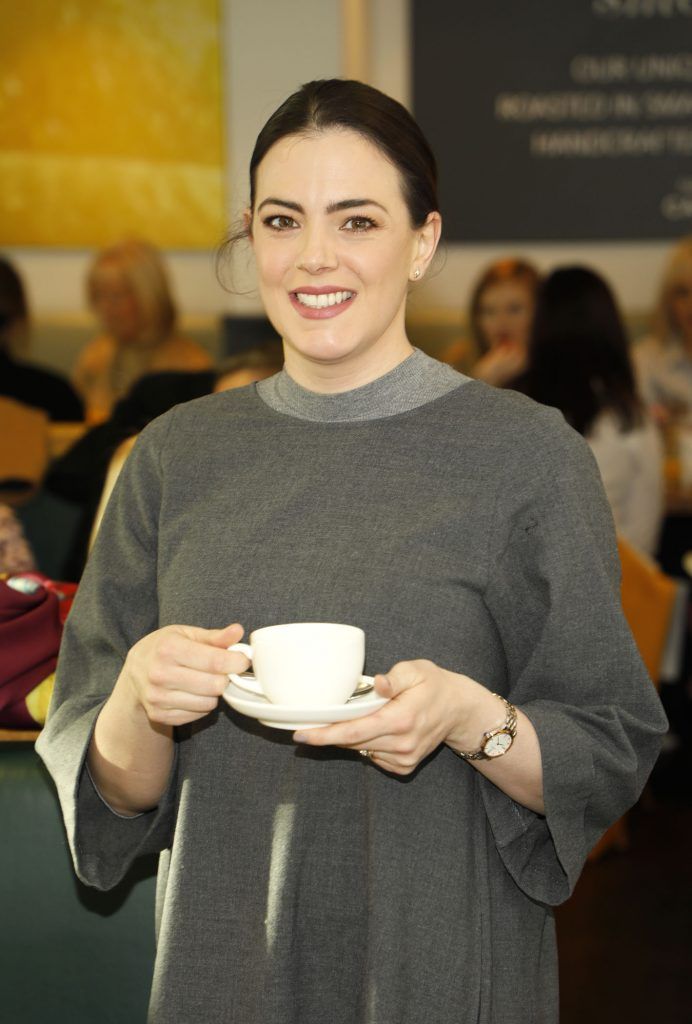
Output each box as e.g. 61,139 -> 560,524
293,290 -> 355,309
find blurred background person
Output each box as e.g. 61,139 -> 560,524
213,343 -> 283,391
0,254 -> 83,421
46,344 -> 283,579
513,266 -> 664,556
467,257 -> 540,386
72,239 -> 212,424
634,236 -> 692,426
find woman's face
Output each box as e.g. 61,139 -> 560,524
477,280 -> 535,351
91,263 -> 142,344
249,129 -> 439,388
669,262 -> 692,346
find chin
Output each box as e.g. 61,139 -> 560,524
286,328 -> 360,363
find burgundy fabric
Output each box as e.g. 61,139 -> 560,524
0,575 -> 76,728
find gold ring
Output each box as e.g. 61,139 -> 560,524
359,749 -> 372,759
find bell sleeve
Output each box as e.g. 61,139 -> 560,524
36,412 -> 178,891
479,407 -> 668,906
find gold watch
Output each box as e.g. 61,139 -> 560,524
453,694 -> 517,761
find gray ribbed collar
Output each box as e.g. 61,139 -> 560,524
256,348 -> 469,422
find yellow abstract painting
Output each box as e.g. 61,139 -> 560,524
0,0 -> 225,248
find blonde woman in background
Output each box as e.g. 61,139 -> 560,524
468,257 -> 540,387
73,239 -> 211,423
634,236 -> 692,425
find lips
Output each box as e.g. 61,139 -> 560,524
290,287 -> 356,319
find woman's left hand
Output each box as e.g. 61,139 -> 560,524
293,659 -> 494,775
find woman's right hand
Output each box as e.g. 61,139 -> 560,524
120,621 -> 250,728
473,342 -> 527,387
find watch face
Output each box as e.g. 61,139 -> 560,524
484,731 -> 513,758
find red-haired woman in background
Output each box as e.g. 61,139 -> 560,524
468,257 -> 540,386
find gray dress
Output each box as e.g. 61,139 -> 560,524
37,352 -> 667,1024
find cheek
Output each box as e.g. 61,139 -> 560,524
253,240 -> 291,286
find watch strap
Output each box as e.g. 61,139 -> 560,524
453,694 -> 517,761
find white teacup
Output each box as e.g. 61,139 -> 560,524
228,622 -> 367,707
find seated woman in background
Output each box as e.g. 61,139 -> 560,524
0,255 -> 83,421
634,236 -> 692,425
72,239 -> 212,424
467,257 -> 540,386
514,266 -> 664,555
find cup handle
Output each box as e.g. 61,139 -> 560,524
228,642 -> 253,661
227,642 -> 260,692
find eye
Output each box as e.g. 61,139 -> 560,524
342,216 -> 377,233
263,215 -> 299,231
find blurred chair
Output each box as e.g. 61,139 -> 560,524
0,396 -> 49,506
0,740 -> 156,1022
589,537 -> 678,860
618,536 -> 679,683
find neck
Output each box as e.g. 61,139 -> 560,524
282,330 -> 415,395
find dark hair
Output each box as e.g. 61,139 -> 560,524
0,254 -> 29,350
517,266 -> 643,436
228,78 -> 438,249
469,258 -> 540,354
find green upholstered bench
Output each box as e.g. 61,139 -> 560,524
0,741 -> 156,1023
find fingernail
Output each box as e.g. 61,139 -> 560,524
293,732 -> 308,743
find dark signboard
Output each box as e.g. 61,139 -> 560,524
412,0 -> 692,241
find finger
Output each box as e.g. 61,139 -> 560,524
367,751 -> 416,776
294,703 -> 415,749
157,688 -> 220,712
378,660 -> 432,698
147,687 -> 221,716
179,622 -> 245,649
156,634 -> 250,677
350,746 -> 423,777
147,665 -> 230,698
147,706 -> 217,728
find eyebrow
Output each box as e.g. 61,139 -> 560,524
256,197 -> 388,214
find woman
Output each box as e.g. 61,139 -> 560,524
634,236 -> 692,425
38,80 -> 666,1024
0,254 -> 83,421
468,257 -> 540,386
514,266 -> 664,555
73,239 -> 211,423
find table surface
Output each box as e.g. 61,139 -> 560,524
0,729 -> 40,742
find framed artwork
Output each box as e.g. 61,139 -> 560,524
0,0 -> 225,248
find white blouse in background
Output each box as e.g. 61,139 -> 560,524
633,335 -> 692,419
587,411 -> 665,556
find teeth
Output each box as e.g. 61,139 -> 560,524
295,290 -> 354,308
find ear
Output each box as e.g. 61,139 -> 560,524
243,208 -> 254,241
410,211 -> 442,282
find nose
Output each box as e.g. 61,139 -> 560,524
295,224 -> 337,274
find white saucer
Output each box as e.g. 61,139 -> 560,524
228,672 -> 375,699
222,678 -> 388,731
